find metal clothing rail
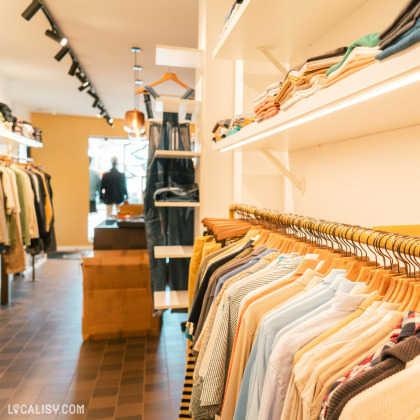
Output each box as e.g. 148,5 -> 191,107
229,204 -> 420,261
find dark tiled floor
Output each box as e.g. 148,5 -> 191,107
0,260 -> 187,419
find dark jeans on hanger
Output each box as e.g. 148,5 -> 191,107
144,112 -> 195,293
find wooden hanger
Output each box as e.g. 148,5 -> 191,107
135,72 -> 190,95
393,277 -> 411,304
403,283 -> 420,311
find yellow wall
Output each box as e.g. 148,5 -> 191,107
31,113 -> 126,247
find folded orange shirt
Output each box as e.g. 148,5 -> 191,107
323,57 -> 376,88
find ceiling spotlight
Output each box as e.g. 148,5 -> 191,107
87,89 -> 97,99
92,99 -> 99,107
108,118 -> 114,124
135,80 -> 143,85
97,112 -> 101,118
131,47 -> 141,53
78,81 -> 90,91
75,71 -> 85,83
45,29 -> 67,46
54,46 -> 70,61
68,60 -> 78,76
133,66 -> 143,71
21,0 -> 42,21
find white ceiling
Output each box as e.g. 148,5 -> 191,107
0,0 -> 198,119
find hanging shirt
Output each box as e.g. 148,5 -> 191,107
282,303 -> 401,420
241,271 -> 352,420
326,336 -> 420,420
258,292 -> 368,420
320,310 -> 420,419
33,169 -> 53,233
339,351 -> 420,420
199,255 -> 305,417
221,267 -> 321,420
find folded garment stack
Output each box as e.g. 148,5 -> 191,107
212,119 -> 232,142
377,0 -> 420,60
0,102 -> 43,142
212,114 -> 255,142
154,182 -> 199,202
225,114 -> 255,136
253,82 -> 282,122
280,50 -> 346,110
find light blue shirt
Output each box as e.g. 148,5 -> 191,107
234,269 -> 349,420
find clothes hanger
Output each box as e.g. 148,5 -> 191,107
135,71 -> 190,95
365,233 -> 396,292
388,236 -> 412,301
396,240 -> 420,310
378,233 -> 403,300
403,283 -> 420,311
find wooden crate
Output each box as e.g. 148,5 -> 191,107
82,250 -> 159,340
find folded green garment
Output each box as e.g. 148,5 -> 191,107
326,33 -> 381,76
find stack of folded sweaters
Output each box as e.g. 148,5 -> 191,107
253,82 -> 282,122
212,114 -> 255,142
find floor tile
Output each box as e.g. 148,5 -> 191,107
0,260 -> 188,420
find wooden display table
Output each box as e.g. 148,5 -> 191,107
82,250 -> 159,340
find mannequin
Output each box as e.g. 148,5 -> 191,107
100,157 -> 127,217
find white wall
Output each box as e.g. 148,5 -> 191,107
290,125 -> 420,227
294,0 -> 408,66
0,72 -> 32,122
199,0 -> 235,219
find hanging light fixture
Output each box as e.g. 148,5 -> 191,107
124,47 -> 145,137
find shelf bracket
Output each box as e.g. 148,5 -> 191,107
260,149 -> 305,194
258,47 -> 288,76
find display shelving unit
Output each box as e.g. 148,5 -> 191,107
147,45 -> 203,310
206,0 -> 420,217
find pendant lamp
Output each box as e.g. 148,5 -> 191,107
124,47 -> 145,136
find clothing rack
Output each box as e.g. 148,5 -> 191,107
229,203 -> 420,275
0,157 -> 46,303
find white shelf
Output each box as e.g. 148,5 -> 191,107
155,201 -> 200,208
0,128 -> 43,148
213,0 -> 367,62
156,45 -> 202,69
154,150 -> 201,159
153,290 -> 188,310
155,98 -> 201,115
212,45 -> 420,153
154,245 -> 194,259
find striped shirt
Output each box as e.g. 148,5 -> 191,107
199,255 -> 303,417
320,310 -> 420,420
190,254 -> 281,420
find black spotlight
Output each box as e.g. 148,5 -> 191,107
22,0 -> 42,21
75,71 -> 85,83
87,90 -> 97,99
92,99 -> 99,108
68,61 -> 78,76
78,81 -> 90,91
45,29 -> 67,46
54,46 -> 70,61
